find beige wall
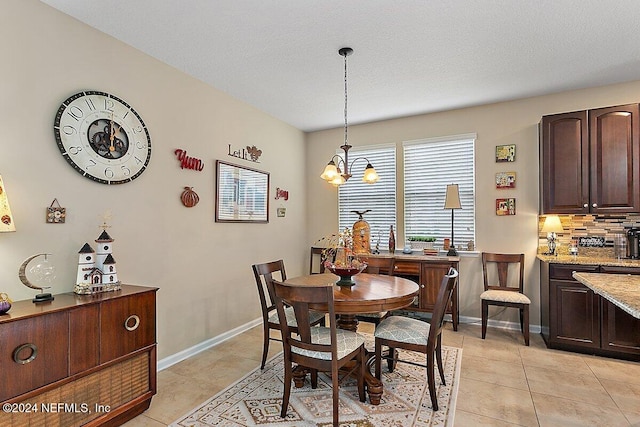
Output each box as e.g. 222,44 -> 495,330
306,80 -> 640,327
0,0 -> 308,360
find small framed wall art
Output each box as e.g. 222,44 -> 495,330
496,198 -> 516,216
495,144 -> 516,162
496,172 -> 516,189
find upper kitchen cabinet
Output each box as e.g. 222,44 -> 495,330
540,104 -> 640,214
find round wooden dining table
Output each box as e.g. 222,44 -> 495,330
284,272 -> 419,405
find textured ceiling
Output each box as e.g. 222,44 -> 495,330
41,0 -> 640,132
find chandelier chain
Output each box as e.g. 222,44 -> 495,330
344,51 -> 348,147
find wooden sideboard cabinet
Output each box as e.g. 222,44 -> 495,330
0,285 -> 157,427
540,262 -> 640,360
388,256 -> 460,331
540,103 -> 640,214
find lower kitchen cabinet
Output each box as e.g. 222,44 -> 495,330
541,261 -> 640,360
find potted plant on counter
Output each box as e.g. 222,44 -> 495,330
407,236 -> 437,250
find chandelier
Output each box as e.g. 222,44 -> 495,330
320,47 -> 379,186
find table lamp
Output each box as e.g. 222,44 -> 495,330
0,175 -> 16,232
541,215 -> 563,255
444,184 -> 462,256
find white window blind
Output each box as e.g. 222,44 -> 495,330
338,145 -> 396,250
403,134 -> 475,248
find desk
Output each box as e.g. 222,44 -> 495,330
285,272 -> 419,404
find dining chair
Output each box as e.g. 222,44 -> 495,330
252,260 -> 325,369
374,267 -> 458,411
481,252 -> 530,345
355,256 -> 396,326
271,279 -> 366,427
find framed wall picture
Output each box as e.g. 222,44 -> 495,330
496,198 -> 516,216
495,144 -> 516,162
215,160 -> 270,223
496,172 -> 516,189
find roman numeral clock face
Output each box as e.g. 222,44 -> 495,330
54,91 -> 151,184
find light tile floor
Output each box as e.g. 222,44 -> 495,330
123,322 -> 640,427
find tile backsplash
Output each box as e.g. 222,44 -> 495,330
538,214 -> 640,256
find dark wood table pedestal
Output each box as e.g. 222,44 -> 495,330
285,273 -> 419,405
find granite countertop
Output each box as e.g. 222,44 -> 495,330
572,272 -> 640,319
537,254 -> 640,268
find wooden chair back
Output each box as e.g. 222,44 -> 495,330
482,253 -> 524,293
271,280 -> 337,360
360,256 -> 395,275
309,247 -> 336,274
252,260 -> 287,320
429,267 -> 459,344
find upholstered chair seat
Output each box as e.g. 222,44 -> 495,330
480,289 -> 531,304
292,327 -> 365,360
374,315 -> 430,346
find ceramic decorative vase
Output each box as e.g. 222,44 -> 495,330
326,264 -> 367,287
0,292 -> 12,314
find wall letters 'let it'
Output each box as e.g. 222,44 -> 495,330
175,149 -> 204,171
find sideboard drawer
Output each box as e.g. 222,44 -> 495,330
0,311 -> 69,401
100,291 -> 156,362
393,260 -> 420,276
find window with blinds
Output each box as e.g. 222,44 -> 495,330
338,145 -> 396,249
403,134 -> 476,248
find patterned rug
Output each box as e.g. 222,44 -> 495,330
171,339 -> 461,427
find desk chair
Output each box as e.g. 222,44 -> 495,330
481,252 -> 530,345
271,279 -> 366,426
252,260 -> 325,369
374,267 -> 458,411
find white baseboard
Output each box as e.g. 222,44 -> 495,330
157,317 -> 262,371
458,314 -> 542,334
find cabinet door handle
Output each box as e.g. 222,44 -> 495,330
421,285 -> 425,288
583,203 -> 588,208
13,343 -> 38,364
124,314 -> 140,331
592,203 -> 598,208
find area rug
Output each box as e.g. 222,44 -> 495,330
171,339 -> 461,427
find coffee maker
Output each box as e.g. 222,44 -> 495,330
626,228 -> 640,259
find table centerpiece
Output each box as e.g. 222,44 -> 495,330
316,228 -> 367,287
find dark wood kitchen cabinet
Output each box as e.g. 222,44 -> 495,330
540,103 -> 640,214
0,285 -> 157,427
541,262 -> 640,360
545,264 -> 601,350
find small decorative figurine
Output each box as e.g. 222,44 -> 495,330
351,210 -> 371,255
74,220 -> 122,295
0,292 -> 11,314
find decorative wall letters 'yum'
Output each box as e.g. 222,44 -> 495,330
175,149 -> 204,171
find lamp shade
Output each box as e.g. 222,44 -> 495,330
0,175 -> 15,232
541,215 -> 563,233
444,184 -> 462,209
362,163 -> 379,183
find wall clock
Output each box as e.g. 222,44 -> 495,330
54,91 -> 151,184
